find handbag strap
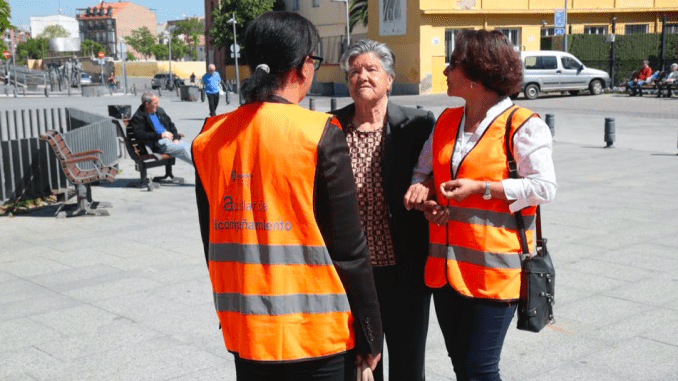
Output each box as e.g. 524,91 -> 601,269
504,106 -> 543,255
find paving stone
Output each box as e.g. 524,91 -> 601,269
0,346 -> 64,380
1,256 -> 72,278
555,295 -> 647,329
561,258 -> 655,283
62,277 -> 162,302
29,304 -> 130,336
0,293 -> 82,322
0,317 -> 65,350
603,273 -> 678,306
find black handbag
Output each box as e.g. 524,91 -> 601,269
504,107 -> 555,333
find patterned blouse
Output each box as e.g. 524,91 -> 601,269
344,121 -> 396,267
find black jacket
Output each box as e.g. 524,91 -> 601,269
331,101 -> 435,289
194,97 -> 383,358
128,104 -> 181,152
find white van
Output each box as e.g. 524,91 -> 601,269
518,51 -> 611,100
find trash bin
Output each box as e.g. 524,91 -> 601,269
108,105 -> 132,119
180,85 -> 200,102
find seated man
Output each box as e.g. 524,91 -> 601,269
128,92 -> 192,164
657,63 -> 678,98
627,60 -> 652,97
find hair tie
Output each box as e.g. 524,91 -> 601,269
255,64 -> 270,74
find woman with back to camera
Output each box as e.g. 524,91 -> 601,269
404,29 -> 557,381
330,39 -> 434,381
192,12 -> 382,381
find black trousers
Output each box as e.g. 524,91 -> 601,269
234,351 -> 355,381
372,265 -> 431,381
207,92 -> 220,116
433,285 -> 517,381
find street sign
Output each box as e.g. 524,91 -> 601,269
230,52 -> 240,58
230,44 -> 240,53
2,50 -> 9,58
97,51 -> 105,58
554,28 -> 565,36
554,9 -> 565,27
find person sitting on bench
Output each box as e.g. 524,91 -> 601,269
627,60 -> 652,97
128,92 -> 192,164
657,63 -> 678,98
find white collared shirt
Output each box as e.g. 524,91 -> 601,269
412,97 -> 557,212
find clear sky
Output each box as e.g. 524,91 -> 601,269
7,0 -> 206,30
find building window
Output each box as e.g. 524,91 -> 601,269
625,24 -> 648,34
584,25 -> 607,35
313,0 -> 319,7
541,27 -> 555,37
293,0 -> 299,10
498,28 -> 521,50
666,24 -> 678,34
444,29 -> 460,63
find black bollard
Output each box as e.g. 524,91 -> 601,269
132,84 -> 136,96
45,87 -> 49,97
225,89 -> 230,105
330,98 -> 337,111
545,114 -> 555,137
604,117 -> 615,148
158,88 -> 161,97
201,89 -> 205,102
309,98 -> 315,111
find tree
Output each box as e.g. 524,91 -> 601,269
15,37 -> 49,62
124,26 -> 155,60
175,19 -> 203,61
209,0 -> 276,53
126,51 -> 135,61
0,0 -> 12,32
80,39 -> 105,57
38,24 -> 69,38
151,43 -> 168,60
349,0 -> 367,33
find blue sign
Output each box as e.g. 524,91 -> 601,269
554,9 -> 565,27
554,28 -> 565,35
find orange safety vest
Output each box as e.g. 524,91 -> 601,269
193,102 -> 354,362
425,105 -> 538,301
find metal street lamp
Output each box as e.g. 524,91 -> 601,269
331,0 -> 350,50
226,13 -> 240,104
164,24 -> 177,90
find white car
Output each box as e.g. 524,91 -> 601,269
518,51 -> 611,100
80,73 -> 92,86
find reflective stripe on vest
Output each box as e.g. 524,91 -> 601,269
425,105 -> 538,300
193,102 -> 354,362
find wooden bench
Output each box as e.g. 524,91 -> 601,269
40,130 -> 116,217
113,119 -> 184,191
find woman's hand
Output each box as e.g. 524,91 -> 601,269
423,200 -> 449,225
439,179 -> 482,201
404,179 -> 433,210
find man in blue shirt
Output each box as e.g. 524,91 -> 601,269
128,92 -> 192,164
202,64 -> 222,116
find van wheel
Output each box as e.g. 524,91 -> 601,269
524,84 -> 539,100
589,80 -> 603,95
568,90 -> 580,95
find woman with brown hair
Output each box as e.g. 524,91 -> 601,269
405,29 -> 557,381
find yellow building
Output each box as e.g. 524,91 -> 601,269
360,0 -> 678,94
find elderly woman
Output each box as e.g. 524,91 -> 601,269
193,13 -> 382,380
330,39 -> 434,381
405,29 -> 557,381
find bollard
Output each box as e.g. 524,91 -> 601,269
23,86 -> 26,96
225,89 -> 230,105
604,117 -> 615,148
45,87 -> 49,97
158,88 -> 161,97
545,114 -> 555,137
67,86 -> 71,96
330,98 -> 337,111
13,88 -> 17,98
309,98 -> 315,111
132,84 -> 136,96
201,89 -> 205,102
4,87 -> 7,96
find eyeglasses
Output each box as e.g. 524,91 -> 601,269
309,55 -> 324,71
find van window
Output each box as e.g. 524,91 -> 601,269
561,57 -> 581,70
524,56 -> 557,70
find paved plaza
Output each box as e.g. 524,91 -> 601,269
1,87 -> 678,380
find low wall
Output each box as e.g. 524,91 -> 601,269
116,61 -> 207,78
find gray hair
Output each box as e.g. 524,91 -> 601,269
339,39 -> 396,80
671,63 -> 678,70
141,91 -> 156,104
208,64 -> 216,71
